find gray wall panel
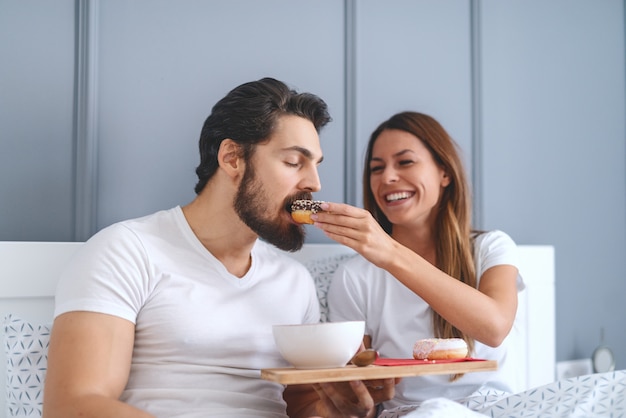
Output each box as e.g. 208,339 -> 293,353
480,0 -> 626,367
353,0 -> 474,208
0,0 -> 75,241
95,0 -> 345,243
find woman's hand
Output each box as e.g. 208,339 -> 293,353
311,202 -> 397,269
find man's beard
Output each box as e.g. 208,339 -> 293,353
234,163 -> 307,252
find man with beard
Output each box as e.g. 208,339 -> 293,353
42,78 -> 395,418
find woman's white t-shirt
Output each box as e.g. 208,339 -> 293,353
327,230 -> 523,410
55,206 -> 320,417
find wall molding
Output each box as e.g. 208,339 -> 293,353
344,0 -> 358,207
470,0 -> 484,228
73,0 -> 99,241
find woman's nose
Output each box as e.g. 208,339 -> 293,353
381,167 -> 399,183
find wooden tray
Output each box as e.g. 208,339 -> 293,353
261,359 -> 497,384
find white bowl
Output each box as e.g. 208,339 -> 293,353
272,321 -> 365,369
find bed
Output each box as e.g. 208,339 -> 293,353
1,241 -> 557,417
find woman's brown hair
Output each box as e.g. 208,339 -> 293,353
363,111 -> 478,365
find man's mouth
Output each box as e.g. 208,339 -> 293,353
285,193 -> 314,213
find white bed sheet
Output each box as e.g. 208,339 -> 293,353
379,370 -> 626,418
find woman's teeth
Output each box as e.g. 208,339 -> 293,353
386,192 -> 412,202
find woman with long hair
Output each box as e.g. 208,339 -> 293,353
314,111 -> 523,413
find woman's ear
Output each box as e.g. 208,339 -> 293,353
218,139 -> 244,178
441,171 -> 451,188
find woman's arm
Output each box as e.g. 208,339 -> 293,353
384,248 -> 518,346
313,202 -> 518,347
42,311 -> 153,418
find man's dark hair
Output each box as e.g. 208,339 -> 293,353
194,77 -> 331,194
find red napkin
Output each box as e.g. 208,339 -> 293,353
373,357 -> 486,366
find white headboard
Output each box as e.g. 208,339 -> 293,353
0,242 -> 83,418
0,241 -> 555,417
512,245 -> 556,391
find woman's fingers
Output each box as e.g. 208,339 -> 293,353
311,202 -> 397,266
319,202 -> 364,216
312,204 -> 378,237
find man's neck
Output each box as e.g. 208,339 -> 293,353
181,191 -> 257,278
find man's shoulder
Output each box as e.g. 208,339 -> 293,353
86,207 -> 182,250
119,206 -> 181,229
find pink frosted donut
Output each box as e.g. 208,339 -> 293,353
412,338 -> 468,360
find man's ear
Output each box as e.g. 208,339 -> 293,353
218,139 -> 244,178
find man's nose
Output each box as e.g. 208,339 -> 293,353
302,165 -> 322,192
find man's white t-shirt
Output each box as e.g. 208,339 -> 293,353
55,206 -> 320,417
327,230 -> 524,410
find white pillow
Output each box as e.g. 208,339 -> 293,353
304,253 -> 355,322
3,314 -> 50,417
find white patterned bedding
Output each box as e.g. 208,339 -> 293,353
379,370 -> 626,417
